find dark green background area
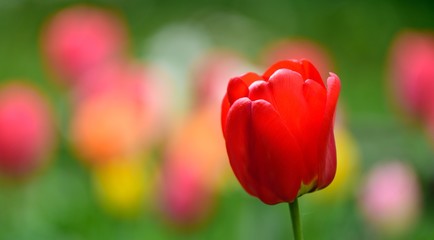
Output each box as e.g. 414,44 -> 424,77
2,0 -> 434,117
1,0 -> 434,239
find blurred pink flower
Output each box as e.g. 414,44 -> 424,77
261,38 -> 334,81
388,31 -> 434,121
0,83 -> 55,178
169,107 -> 228,188
159,160 -> 214,227
359,161 -> 421,236
41,5 -> 127,84
71,61 -> 147,105
158,107 -> 228,226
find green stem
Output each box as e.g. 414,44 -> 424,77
289,198 -> 303,240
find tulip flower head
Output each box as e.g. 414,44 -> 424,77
221,59 -> 341,204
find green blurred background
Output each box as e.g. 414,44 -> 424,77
1,0 -> 434,239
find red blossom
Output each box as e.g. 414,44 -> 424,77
221,59 -> 341,204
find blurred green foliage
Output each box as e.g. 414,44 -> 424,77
1,0 -> 434,239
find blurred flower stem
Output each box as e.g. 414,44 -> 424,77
289,199 -> 303,240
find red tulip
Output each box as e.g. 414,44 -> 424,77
221,59 -> 341,204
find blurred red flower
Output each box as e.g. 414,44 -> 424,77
221,59 -> 340,204
0,83 -> 55,178
388,31 -> 434,121
41,5 -> 127,84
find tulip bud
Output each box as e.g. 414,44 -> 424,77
221,59 -> 341,204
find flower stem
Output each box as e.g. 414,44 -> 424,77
289,198 -> 303,240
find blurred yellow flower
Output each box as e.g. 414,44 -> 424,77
93,157 -> 148,217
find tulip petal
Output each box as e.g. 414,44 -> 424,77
251,100 -> 303,203
248,80 -> 275,104
319,131 -> 337,189
221,95 -> 230,136
239,72 -> 263,86
301,59 -> 325,88
324,73 -> 341,129
317,73 -> 341,189
268,69 -> 306,141
303,79 -> 327,130
227,77 -> 249,105
263,59 -> 325,88
221,72 -> 262,137
267,69 -> 315,184
300,79 -> 327,184
262,60 -> 303,81
224,97 -> 280,204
